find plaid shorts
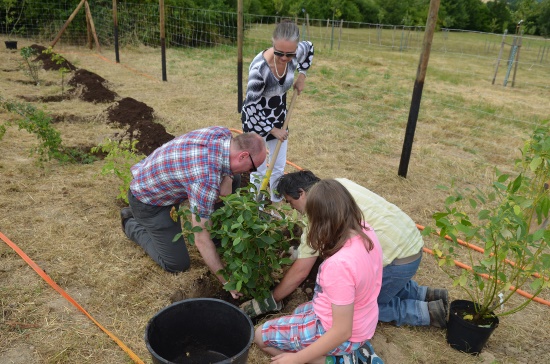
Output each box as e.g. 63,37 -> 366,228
261,302 -> 363,355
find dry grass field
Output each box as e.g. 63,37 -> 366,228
1,27 -> 549,364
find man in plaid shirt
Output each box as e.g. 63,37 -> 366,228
121,126 -> 266,299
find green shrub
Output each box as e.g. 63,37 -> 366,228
1,98 -> 62,162
91,139 -> 145,204
20,46 -> 41,85
1,98 -> 99,164
424,122 -> 550,320
42,46 -> 71,96
174,185 -> 302,301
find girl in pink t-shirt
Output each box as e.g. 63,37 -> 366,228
254,179 -> 384,364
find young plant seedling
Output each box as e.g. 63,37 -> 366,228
43,46 -> 71,96
19,46 -> 41,85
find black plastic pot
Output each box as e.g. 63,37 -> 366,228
145,298 -> 254,364
446,300 -> 499,355
5,40 -> 18,50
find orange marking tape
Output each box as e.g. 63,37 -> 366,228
416,224 -> 549,281
422,246 -> 550,307
226,132 -> 549,305
0,231 -> 145,364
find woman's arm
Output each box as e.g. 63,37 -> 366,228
293,72 -> 307,94
296,41 -> 314,74
294,41 -> 314,94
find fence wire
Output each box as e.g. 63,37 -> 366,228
2,1 -> 549,181
3,2 -> 549,65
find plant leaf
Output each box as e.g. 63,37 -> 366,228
529,156 -> 542,171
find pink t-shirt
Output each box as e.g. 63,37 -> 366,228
312,225 -> 383,342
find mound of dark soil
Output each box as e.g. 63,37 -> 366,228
21,44 -> 173,157
68,69 -> 117,103
129,119 -> 175,156
30,44 -> 77,71
106,97 -> 155,125
106,97 -> 174,155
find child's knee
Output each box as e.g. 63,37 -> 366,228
254,326 -> 265,348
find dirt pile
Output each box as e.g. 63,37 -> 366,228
18,44 -> 175,156
68,69 -> 118,103
105,97 -> 174,155
106,97 -> 155,125
30,44 -> 77,71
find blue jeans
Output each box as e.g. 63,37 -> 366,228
377,255 -> 429,326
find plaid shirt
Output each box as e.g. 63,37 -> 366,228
130,126 -> 232,218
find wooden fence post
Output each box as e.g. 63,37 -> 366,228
398,0 -> 440,178
86,7 -> 92,49
84,0 -> 101,52
113,0 -> 120,63
338,19 -> 343,50
159,0 -> 166,81
305,13 -> 310,41
511,31 -> 523,87
50,0 -> 86,48
237,0 -> 243,112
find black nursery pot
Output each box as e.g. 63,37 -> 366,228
5,40 -> 18,50
145,298 -> 254,364
446,299 -> 499,355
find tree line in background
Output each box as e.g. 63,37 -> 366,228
130,0 -> 550,36
2,0 -> 550,44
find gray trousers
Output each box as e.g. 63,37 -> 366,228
124,175 -> 241,273
126,190 -> 189,272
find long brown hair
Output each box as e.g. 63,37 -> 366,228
305,179 -> 374,259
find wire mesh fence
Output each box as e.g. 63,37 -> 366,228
4,1 -> 549,90
3,2 -> 549,64
2,1 -> 549,184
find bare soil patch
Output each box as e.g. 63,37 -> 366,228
19,94 -> 71,102
30,44 -> 77,71
106,97 -> 174,155
67,68 -> 118,103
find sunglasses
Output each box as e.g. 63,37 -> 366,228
273,49 -> 296,58
248,153 -> 257,172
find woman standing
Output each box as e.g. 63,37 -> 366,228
241,20 -> 314,202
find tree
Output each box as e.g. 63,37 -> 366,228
375,0 -> 412,25
539,0 -> 550,37
464,0 -> 491,31
511,0 -> 545,35
487,0 -> 513,33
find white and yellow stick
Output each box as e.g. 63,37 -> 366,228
257,91 -> 299,200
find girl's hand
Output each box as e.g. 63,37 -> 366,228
271,352 -> 302,364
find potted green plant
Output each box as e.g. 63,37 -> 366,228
174,183 -> 301,303
423,123 -> 550,355
2,0 -> 25,50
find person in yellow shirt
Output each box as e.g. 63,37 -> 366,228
241,170 -> 448,328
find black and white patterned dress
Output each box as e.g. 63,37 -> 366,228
241,41 -> 314,141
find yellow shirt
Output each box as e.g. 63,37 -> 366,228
297,178 -> 424,266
